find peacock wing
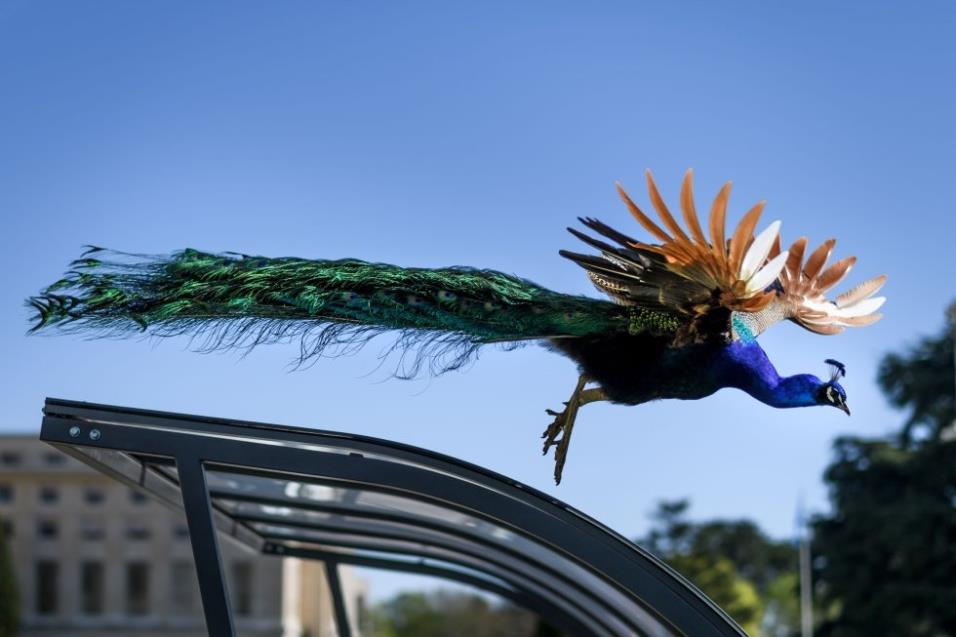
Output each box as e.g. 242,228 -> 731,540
561,170 -> 790,338
771,235 -> 886,335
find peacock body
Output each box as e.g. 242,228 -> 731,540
28,170 -> 885,483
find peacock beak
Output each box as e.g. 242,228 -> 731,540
838,402 -> 851,416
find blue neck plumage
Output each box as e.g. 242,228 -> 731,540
716,340 -> 823,409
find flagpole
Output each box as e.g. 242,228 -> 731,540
795,496 -> 813,637
799,528 -> 813,637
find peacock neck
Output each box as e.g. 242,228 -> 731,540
716,341 -> 821,409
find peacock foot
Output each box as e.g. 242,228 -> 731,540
541,403 -> 568,452
541,403 -> 580,486
540,377 -> 608,485
541,376 -> 588,485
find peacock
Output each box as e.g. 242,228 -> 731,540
28,170 -> 886,484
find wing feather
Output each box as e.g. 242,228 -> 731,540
567,171 -> 885,340
680,170 -> 710,248
774,236 -> 885,335
729,201 -> 766,274
802,239 -> 835,280
568,170 -> 785,328
815,256 -> 856,292
645,170 -> 693,247
784,237 -> 808,282
836,275 -> 887,308
615,183 -> 677,247
708,182 -> 731,267
741,221 -> 782,282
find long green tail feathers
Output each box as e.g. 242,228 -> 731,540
28,247 -> 679,375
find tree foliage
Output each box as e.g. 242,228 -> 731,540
366,589 -> 543,637
813,436 -> 956,636
640,500 -> 799,636
877,319 -> 955,445
813,314 -> 956,636
0,516 -> 18,637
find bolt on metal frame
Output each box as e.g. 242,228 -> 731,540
40,397 -> 747,637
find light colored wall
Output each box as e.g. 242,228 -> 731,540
0,436 -> 312,637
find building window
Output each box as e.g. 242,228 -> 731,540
0,484 -> 11,504
126,562 -> 150,615
39,486 -> 59,504
126,525 -> 151,541
84,488 -> 105,505
79,517 -> 105,541
170,561 -> 197,614
36,561 -> 58,615
80,561 -> 105,615
231,562 -> 253,617
37,519 -> 58,540
0,452 -> 21,466
44,452 -> 66,465
130,489 -> 148,505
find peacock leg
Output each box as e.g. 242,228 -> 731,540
542,376 -> 607,485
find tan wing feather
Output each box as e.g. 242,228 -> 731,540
615,183 -> 673,244
729,201 -> 765,273
680,170 -> 709,247
802,239 -> 835,279
836,275 -> 887,308
616,170 -> 785,316
645,171 -> 693,247
815,256 -> 856,292
708,182 -> 731,268
775,237 -> 885,334
784,237 -> 808,282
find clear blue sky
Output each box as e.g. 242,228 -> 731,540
2,0 -> 955,589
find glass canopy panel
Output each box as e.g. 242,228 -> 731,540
49,444 -> 186,511
205,467 -> 654,627
272,536 -> 637,637
247,514 -> 649,636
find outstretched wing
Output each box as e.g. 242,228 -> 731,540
561,169 -> 789,321
767,236 -> 886,335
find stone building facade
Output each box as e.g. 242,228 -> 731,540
0,435 -> 366,637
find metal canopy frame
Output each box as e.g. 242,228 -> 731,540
39,397 -> 746,637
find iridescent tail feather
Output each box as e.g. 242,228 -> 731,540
28,247 -> 678,376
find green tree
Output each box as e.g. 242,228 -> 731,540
877,317 -> 955,445
368,589 -> 538,637
640,500 -> 799,636
812,315 -> 956,636
0,516 -> 18,637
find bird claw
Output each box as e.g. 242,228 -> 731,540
541,401 -> 579,484
540,376 -> 593,485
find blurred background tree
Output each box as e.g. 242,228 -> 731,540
877,306 -> 956,446
365,589 -> 541,637
812,310 -> 956,636
640,500 -> 799,636
0,515 -> 18,637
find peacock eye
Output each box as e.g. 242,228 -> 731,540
826,386 -> 836,403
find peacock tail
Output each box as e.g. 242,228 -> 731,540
28,247 -> 680,375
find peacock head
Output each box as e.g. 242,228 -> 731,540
816,359 -> 850,415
